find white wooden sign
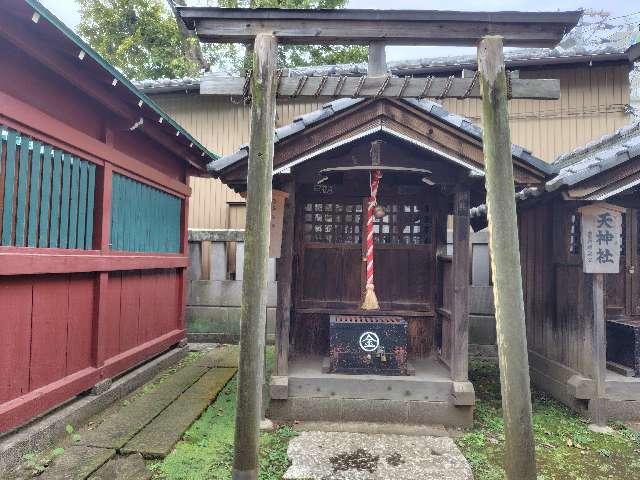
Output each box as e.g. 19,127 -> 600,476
579,203 -> 625,274
269,190 -> 289,258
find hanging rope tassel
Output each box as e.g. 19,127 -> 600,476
362,170 -> 382,310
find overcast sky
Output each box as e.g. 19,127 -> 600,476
40,0 -> 640,61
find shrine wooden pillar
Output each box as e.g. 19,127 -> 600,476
232,33 -> 278,480
451,187 -> 470,382
479,35 -> 536,479
275,178 -> 296,379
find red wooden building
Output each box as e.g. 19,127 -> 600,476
0,0 -> 215,433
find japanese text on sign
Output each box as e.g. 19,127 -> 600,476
579,203 -> 624,274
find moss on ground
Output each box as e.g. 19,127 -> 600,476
456,361 -> 640,480
150,353 -> 640,480
150,347 -> 296,480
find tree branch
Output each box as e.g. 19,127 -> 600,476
166,0 -> 209,71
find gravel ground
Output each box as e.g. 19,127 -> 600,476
284,431 -> 473,480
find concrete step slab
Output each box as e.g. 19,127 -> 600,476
39,446 -> 115,480
284,431 -> 473,480
88,453 -> 152,480
293,421 -> 449,437
79,364 -> 208,449
121,367 -> 236,458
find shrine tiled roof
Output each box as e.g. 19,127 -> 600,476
206,97 -> 551,176
546,122 -> 640,191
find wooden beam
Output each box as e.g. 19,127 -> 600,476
478,36 -> 536,479
275,179 -> 295,377
200,74 -> 560,100
0,92 -> 190,197
178,7 -> 581,47
232,33 -> 278,480
589,272 -> 609,427
451,188 -> 470,382
0,251 -> 188,275
368,42 -> 387,75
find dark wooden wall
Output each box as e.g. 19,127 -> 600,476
520,200 -> 597,377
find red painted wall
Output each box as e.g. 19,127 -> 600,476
0,20 -> 192,433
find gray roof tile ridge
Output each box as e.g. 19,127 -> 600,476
208,97 -> 550,176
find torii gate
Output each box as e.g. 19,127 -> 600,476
177,7 -> 581,480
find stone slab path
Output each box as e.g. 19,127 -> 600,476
284,431 -> 473,480
31,346 -> 237,480
122,366 -> 236,458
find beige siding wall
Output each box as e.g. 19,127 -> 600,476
441,63 -> 631,162
152,62 -> 631,229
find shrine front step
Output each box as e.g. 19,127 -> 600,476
287,375 -> 454,402
267,397 -> 473,427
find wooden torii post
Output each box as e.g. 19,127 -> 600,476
177,7 -> 581,480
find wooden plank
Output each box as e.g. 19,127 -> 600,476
0,366 -> 100,434
14,135 -> 30,247
96,163 -> 112,253
38,146 -> 53,248
30,275 -> 69,390
275,179 -> 295,376
0,277 -> 32,403
59,153 -> 72,248
590,273 -> 607,426
451,188 -> 470,382
66,274 -> 95,375
120,271 -> 142,352
86,163 -> 96,249
77,160 -> 88,250
27,141 -> 42,247
49,149 -> 63,248
109,172 -> 120,251
104,273 -> 123,358
0,126 -> 5,242
200,75 -> 561,100
0,251 -> 188,276
180,7 -> 580,47
1,129 -> 18,245
68,155 -> 81,249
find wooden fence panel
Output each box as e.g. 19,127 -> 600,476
0,127 -> 97,250
110,173 -> 182,253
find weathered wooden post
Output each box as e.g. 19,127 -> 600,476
232,33 -> 278,480
478,35 -> 537,480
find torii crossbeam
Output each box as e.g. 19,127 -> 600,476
177,7 -> 581,480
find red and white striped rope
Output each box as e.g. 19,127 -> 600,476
366,170 -> 383,287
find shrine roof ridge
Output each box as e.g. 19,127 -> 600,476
547,121 -> 640,191
206,97 -> 552,176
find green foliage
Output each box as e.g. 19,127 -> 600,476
78,0 -> 367,80
77,0 -> 200,80
216,0 -> 367,70
22,447 -> 65,475
457,361 -> 640,480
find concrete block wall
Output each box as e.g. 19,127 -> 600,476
187,230 -> 277,343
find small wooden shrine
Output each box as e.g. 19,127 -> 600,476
509,122 -> 640,421
210,97 -> 550,425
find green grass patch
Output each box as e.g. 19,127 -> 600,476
151,347 -> 295,480
456,361 -> 640,480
